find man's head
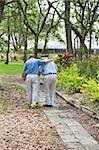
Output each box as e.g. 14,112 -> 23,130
41,54 -> 49,60
29,54 -> 34,59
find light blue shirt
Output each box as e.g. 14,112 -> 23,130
41,61 -> 58,75
24,58 -> 45,75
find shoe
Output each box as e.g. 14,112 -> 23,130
43,104 -> 53,107
31,104 -> 37,108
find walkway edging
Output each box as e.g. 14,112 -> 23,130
56,91 -> 99,120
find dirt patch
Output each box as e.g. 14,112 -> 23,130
57,90 -> 99,116
0,75 -> 23,84
0,83 -> 67,150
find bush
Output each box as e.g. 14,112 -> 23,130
97,71 -> 99,81
58,53 -> 73,65
0,54 -> 4,61
57,64 -> 85,93
77,47 -> 88,59
19,48 -> 24,54
10,53 -> 19,61
81,79 -> 99,102
27,48 -> 33,54
74,55 -> 99,79
52,53 -> 73,72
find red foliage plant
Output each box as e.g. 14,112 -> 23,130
58,53 -> 73,65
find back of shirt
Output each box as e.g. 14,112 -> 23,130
24,58 -> 44,75
42,61 -> 57,75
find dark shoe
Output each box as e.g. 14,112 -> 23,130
43,104 -> 53,107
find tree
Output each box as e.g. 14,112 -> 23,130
1,0 -> 98,58
5,7 -> 10,64
71,0 -> 99,55
0,0 -> 5,22
48,0 -> 73,53
38,1 -> 61,53
64,0 -> 73,53
50,0 -> 99,56
17,0 -> 59,57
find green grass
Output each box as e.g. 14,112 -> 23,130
0,61 -> 24,74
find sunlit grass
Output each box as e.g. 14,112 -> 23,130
0,61 -> 24,74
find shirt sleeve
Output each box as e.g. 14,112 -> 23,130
24,62 -> 27,72
38,60 -> 45,66
39,65 -> 43,73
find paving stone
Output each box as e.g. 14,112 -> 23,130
66,142 -> 85,150
56,128 -> 73,135
83,144 -> 99,150
58,112 -> 73,118
44,109 -> 64,113
43,109 -> 99,150
67,148 -> 85,150
61,137 -> 79,143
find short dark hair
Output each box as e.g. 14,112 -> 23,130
29,54 -> 34,58
41,54 -> 49,57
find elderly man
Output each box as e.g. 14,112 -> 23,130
41,55 -> 58,107
23,54 -> 45,108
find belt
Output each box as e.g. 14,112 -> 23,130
28,74 -> 38,75
45,73 -> 56,76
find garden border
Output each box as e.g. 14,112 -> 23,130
56,91 -> 99,121
40,80 -> 99,120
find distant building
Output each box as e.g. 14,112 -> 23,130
27,40 -> 99,54
37,41 -> 66,53
91,48 -> 99,54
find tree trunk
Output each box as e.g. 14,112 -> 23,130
89,31 -> 92,54
0,0 -> 5,22
19,9 -> 22,49
79,37 -> 88,58
42,31 -> 49,54
24,32 -> 27,63
34,35 -> 39,58
71,23 -> 88,57
5,15 -> 10,64
23,22 -> 28,63
64,0 -> 73,53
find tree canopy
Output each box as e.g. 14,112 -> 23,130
0,0 -> 98,57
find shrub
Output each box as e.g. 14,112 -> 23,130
52,54 -> 59,63
52,53 -> 73,72
0,54 -> 4,61
57,64 -> 85,93
97,71 -> 99,81
27,48 -> 33,54
19,48 -> 24,54
77,47 -> 88,59
74,55 -> 99,79
58,53 -> 73,65
81,79 -> 99,102
10,53 -> 19,61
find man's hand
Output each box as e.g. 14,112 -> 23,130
44,59 -> 53,63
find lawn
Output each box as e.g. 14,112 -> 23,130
0,61 -> 24,74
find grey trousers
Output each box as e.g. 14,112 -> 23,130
26,74 -> 39,106
44,74 -> 57,106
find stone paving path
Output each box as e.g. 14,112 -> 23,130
43,109 -> 99,150
14,82 -> 99,150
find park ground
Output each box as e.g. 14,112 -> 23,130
0,74 -> 99,150
0,75 -> 67,150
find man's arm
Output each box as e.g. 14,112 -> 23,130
24,62 -> 27,73
38,59 -> 52,65
22,62 -> 27,80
